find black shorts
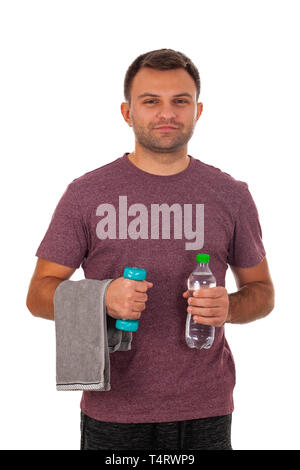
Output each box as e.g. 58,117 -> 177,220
80,411 -> 232,450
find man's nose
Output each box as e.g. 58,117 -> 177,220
156,104 -> 177,120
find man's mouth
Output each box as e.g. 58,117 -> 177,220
154,126 -> 178,131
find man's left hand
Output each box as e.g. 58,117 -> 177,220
182,287 -> 229,327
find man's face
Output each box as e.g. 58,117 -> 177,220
122,67 -> 203,153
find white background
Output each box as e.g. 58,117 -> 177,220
0,0 -> 299,450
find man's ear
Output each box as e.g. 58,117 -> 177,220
196,102 -> 203,121
120,102 -> 132,127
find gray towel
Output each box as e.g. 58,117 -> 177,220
54,278 -> 133,391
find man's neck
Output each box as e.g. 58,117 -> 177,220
128,147 -> 190,176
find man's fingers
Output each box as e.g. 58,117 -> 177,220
134,280 -> 153,292
133,302 -> 146,312
132,291 -> 148,302
188,306 -> 221,316
192,287 -> 224,298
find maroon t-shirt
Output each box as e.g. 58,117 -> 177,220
36,152 -> 266,423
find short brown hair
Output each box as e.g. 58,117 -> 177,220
124,48 -> 201,105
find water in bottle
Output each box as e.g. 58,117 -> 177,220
185,253 -> 216,350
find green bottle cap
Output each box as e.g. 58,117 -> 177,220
196,253 -> 210,263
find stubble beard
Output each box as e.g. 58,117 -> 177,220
130,117 -> 196,154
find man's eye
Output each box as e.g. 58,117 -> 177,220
143,99 -> 188,104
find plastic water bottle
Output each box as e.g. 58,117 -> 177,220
115,266 -> 147,332
185,253 -> 216,350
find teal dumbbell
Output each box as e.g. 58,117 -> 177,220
115,266 -> 147,332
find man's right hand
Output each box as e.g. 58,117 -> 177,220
105,276 -> 153,321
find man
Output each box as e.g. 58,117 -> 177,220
26,48 -> 275,450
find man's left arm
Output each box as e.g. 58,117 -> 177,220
226,256 -> 275,324
183,257 -> 275,325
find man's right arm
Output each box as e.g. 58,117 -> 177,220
26,257 -> 76,321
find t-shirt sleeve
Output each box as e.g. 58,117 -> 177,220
227,184 -> 266,268
35,182 -> 88,269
